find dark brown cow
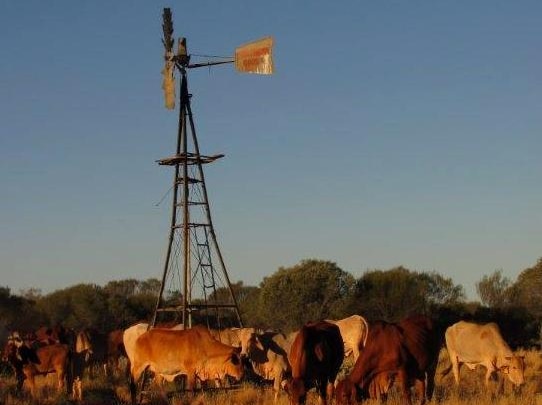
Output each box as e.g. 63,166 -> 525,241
3,333 -> 73,398
398,314 -> 441,401
75,328 -> 109,377
335,315 -> 440,405
285,321 -> 344,405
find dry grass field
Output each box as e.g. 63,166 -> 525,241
1,349 -> 541,405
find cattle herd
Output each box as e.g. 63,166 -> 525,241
0,315 -> 529,404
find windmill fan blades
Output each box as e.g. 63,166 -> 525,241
162,8 -> 174,53
162,61 -> 176,110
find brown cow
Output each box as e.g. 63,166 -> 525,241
335,315 -> 440,405
285,321 -> 344,405
3,333 -> 73,398
127,325 -> 244,404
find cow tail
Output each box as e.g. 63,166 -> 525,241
66,349 -> 74,396
129,372 -> 138,405
361,318 -> 370,348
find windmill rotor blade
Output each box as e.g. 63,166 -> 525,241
162,8 -> 174,55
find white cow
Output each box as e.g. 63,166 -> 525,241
327,315 -> 369,362
443,321 -> 525,389
245,331 -> 292,402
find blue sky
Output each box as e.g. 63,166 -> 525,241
1,1 -> 540,299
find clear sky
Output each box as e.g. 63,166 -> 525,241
1,1 -> 540,299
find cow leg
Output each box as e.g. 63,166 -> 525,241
496,373 -> 505,395
426,360 -> 438,400
26,375 -> 36,399
396,369 -> 412,405
15,370 -> 25,393
414,378 -> 426,405
130,363 -> 149,405
325,380 -> 335,405
185,373 -> 196,392
273,370 -> 282,402
57,369 -> 66,392
73,377 -> 83,401
129,375 -> 137,405
317,381 -> 328,405
450,354 -> 461,386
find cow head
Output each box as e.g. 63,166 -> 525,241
3,332 -> 25,362
501,355 -> 525,387
335,379 -> 357,405
284,378 -> 307,405
224,350 -> 244,382
238,328 -> 264,358
3,333 -> 41,368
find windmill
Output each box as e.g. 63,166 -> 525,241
150,8 -> 274,331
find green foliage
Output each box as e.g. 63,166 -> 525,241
476,270 -> 511,308
509,258 -> 542,320
0,286 -> 45,331
256,259 -> 355,331
36,284 -> 108,330
349,266 -> 465,322
3,257 -> 541,349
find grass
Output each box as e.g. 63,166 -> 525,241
1,349 -> 541,405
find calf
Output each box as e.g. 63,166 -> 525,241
3,333 -> 73,398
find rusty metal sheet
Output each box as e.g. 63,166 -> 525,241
235,36 -> 274,75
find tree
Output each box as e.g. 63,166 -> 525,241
509,258 -> 542,320
476,270 -> 511,308
256,259 -> 355,331
349,266 -> 465,322
36,284 -> 109,330
0,286 -> 44,331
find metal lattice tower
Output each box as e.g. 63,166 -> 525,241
151,34 -> 243,330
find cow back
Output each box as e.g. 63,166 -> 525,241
34,344 -> 70,373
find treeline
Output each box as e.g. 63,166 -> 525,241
1,258 -> 541,347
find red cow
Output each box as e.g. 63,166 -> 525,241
336,315 -> 440,405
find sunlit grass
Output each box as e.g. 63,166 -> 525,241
1,349 -> 541,404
